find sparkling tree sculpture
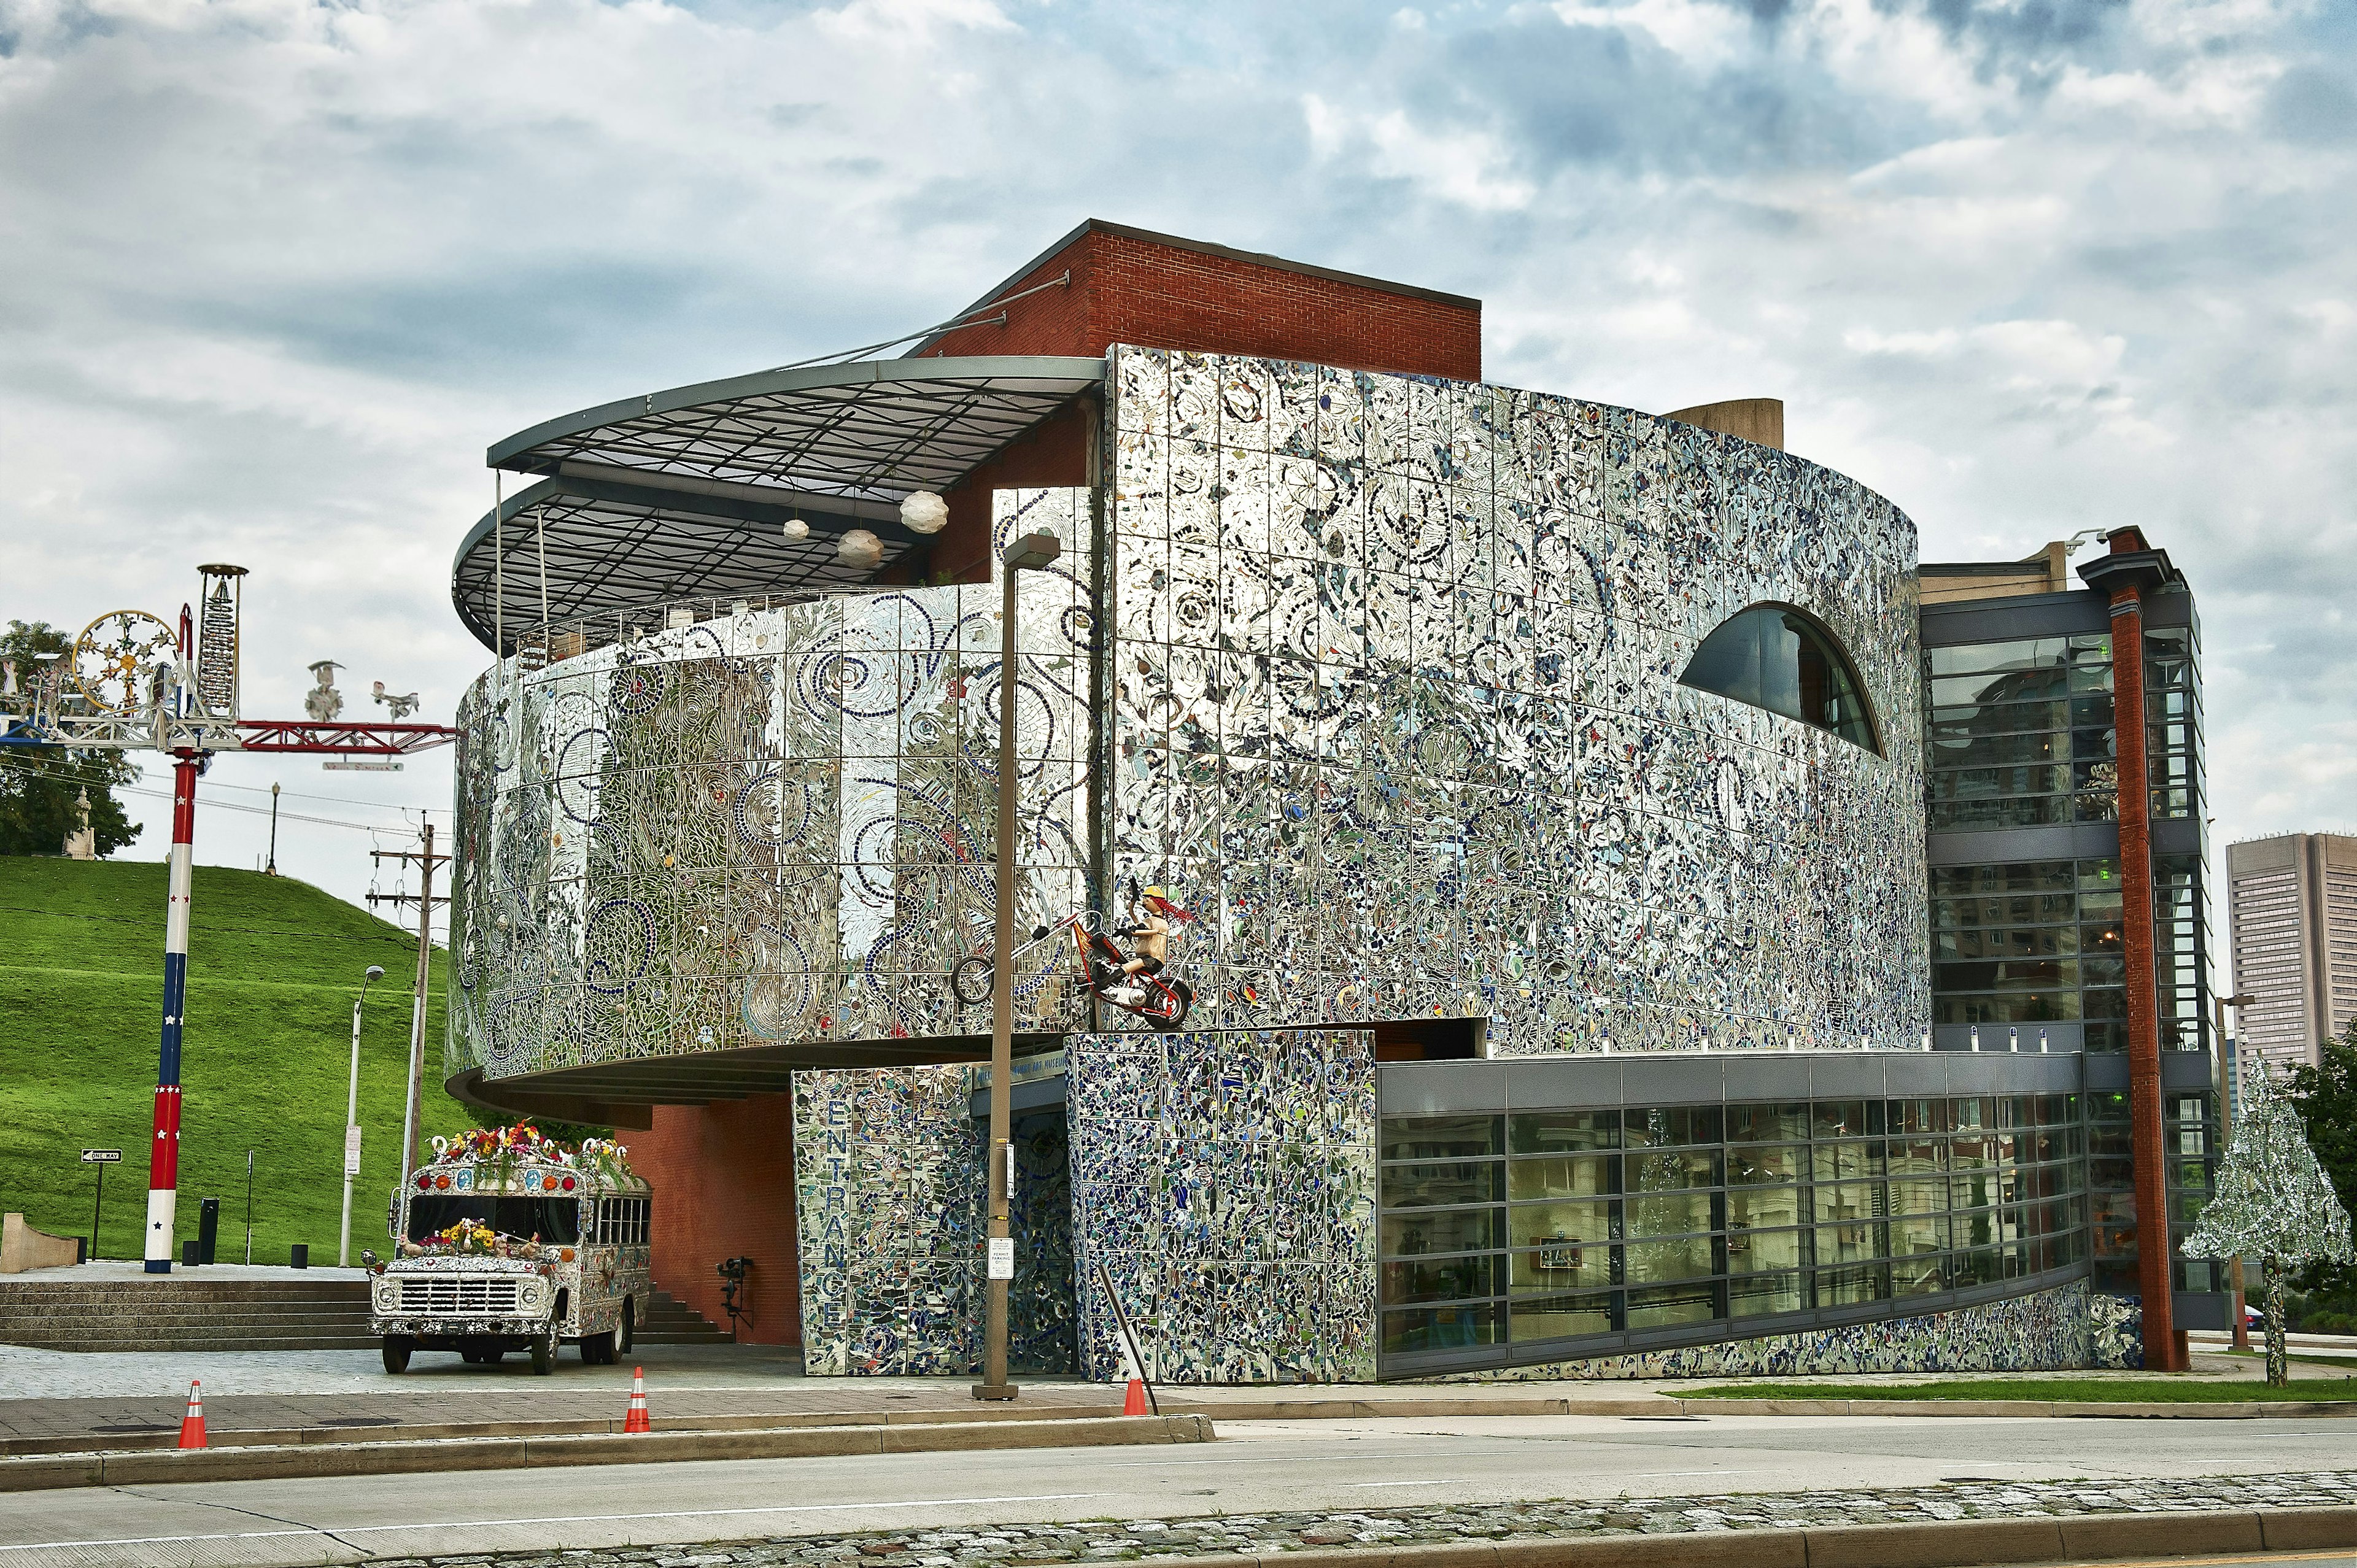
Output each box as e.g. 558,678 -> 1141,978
2184,1063 -> 2355,1386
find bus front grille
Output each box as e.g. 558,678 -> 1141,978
398,1276 -> 523,1315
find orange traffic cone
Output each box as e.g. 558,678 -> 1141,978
1122,1377 -> 1148,1416
176,1379 -> 208,1449
623,1366 -> 651,1433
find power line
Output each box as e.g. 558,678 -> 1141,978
0,755 -> 424,837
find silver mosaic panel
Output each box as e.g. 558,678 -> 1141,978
447,489 -> 1095,1079
1102,346 -> 1927,1051
1069,1027 -> 1378,1384
1428,1276 -> 2097,1380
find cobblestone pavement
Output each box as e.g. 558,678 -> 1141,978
357,1470 -> 2357,1568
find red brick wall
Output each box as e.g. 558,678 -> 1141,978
619,1097 -> 801,1347
926,226 -> 1480,381
930,400 -> 1096,584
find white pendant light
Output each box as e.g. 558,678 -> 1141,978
837,527 -> 883,569
899,490 -> 949,535
781,516 -> 810,542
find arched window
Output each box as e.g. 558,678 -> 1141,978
1679,604 -> 1879,754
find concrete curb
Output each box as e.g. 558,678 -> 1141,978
0,1399 -> 1184,1458
1676,1396 -> 2357,1419
1111,1507 -> 2357,1568
0,1413 -> 1211,1493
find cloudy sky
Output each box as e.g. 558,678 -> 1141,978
3,0 -> 2350,932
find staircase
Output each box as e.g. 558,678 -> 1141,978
0,1276 -> 738,1352
636,1288 -> 734,1345
0,1275 -> 376,1352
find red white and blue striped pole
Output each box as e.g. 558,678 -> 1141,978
145,752 -> 197,1272
146,610 -> 200,1273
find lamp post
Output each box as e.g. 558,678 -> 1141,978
265,782 -> 280,875
2212,989 -> 2258,1351
975,530 -> 1060,1402
339,965 -> 384,1267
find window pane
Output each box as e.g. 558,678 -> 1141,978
1728,1145 -> 1805,1184
1509,1199 -> 1613,1250
1628,1148 -> 1721,1191
1623,1106 -> 1722,1148
1725,1104 -> 1809,1144
1816,1221 -> 1886,1265
1814,1142 -> 1884,1182
1624,1235 -> 1716,1283
1728,1173 -> 1803,1229
1627,1280 -> 1720,1328
1511,1242 -> 1614,1293
1508,1154 -> 1616,1200
1511,1292 -> 1614,1342
1814,1181 -> 1882,1222
1383,1162 -> 1504,1208
1892,1252 -> 1948,1296
1725,1226 -> 1805,1274
1382,1303 -> 1499,1354
1729,1273 -> 1804,1317
1891,1213 -> 1949,1257
1510,1110 -> 1619,1154
1382,1116 -> 1500,1161
1382,1255 -> 1499,1305
1812,1101 -> 1870,1140
1381,1208 -> 1500,1257
1625,1190 -> 1716,1238
1815,1264 -> 1889,1305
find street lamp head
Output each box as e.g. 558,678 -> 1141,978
365,965 -> 385,981
1000,532 -> 1062,573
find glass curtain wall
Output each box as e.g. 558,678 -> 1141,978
2086,1088 -> 2218,1296
1378,1096 -> 2089,1370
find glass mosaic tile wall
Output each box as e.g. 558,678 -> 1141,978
789,1064 -> 1077,1376
1100,347 -> 1927,1052
447,490 -> 1095,1079
1378,1092 -> 2089,1376
1069,1027 -> 1378,1383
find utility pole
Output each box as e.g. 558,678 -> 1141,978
366,824 -> 448,1198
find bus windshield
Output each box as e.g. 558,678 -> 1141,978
406,1194 -> 580,1245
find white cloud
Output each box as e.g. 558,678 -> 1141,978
1,0 -> 2348,921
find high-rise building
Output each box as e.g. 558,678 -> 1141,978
2227,833 -> 2357,1086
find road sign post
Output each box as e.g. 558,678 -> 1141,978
82,1149 -> 122,1261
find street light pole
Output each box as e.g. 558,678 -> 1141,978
265,782 -> 279,875
339,965 -> 384,1267
975,530 -> 1060,1403
2212,989 -> 2257,1351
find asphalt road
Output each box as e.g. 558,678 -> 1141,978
2,1415 -> 2351,1568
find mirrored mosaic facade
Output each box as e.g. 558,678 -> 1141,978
1101,347 -> 1926,1051
1069,1027 -> 1378,1383
450,346 -> 1935,1382
447,490 -> 1095,1078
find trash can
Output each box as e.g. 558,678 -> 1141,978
181,1238 -> 201,1266
197,1198 -> 220,1265
290,1243 -> 309,1269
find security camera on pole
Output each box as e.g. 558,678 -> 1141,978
340,965 -> 385,1267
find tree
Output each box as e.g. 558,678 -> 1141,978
2185,1061 -> 2356,1385
0,620 -> 144,857
2287,1022 -> 2357,1303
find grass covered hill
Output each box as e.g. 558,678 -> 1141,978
0,858 -> 472,1263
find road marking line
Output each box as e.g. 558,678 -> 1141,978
1350,1480 -> 1473,1488
0,1491 -> 1115,1554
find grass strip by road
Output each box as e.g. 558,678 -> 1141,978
1681,1377 -> 2357,1402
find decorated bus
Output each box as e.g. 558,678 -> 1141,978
367,1125 -> 652,1375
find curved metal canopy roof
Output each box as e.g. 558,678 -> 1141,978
453,355 -> 1105,653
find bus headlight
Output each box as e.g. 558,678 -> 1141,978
519,1281 -> 544,1310
373,1281 -> 399,1311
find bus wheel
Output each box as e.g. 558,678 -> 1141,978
530,1334 -> 555,1376
619,1297 -> 635,1355
381,1337 -> 412,1374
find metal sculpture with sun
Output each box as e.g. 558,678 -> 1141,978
0,563 -> 459,1273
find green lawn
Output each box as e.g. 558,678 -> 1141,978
0,857 -> 473,1264
1682,1377 -> 2357,1403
